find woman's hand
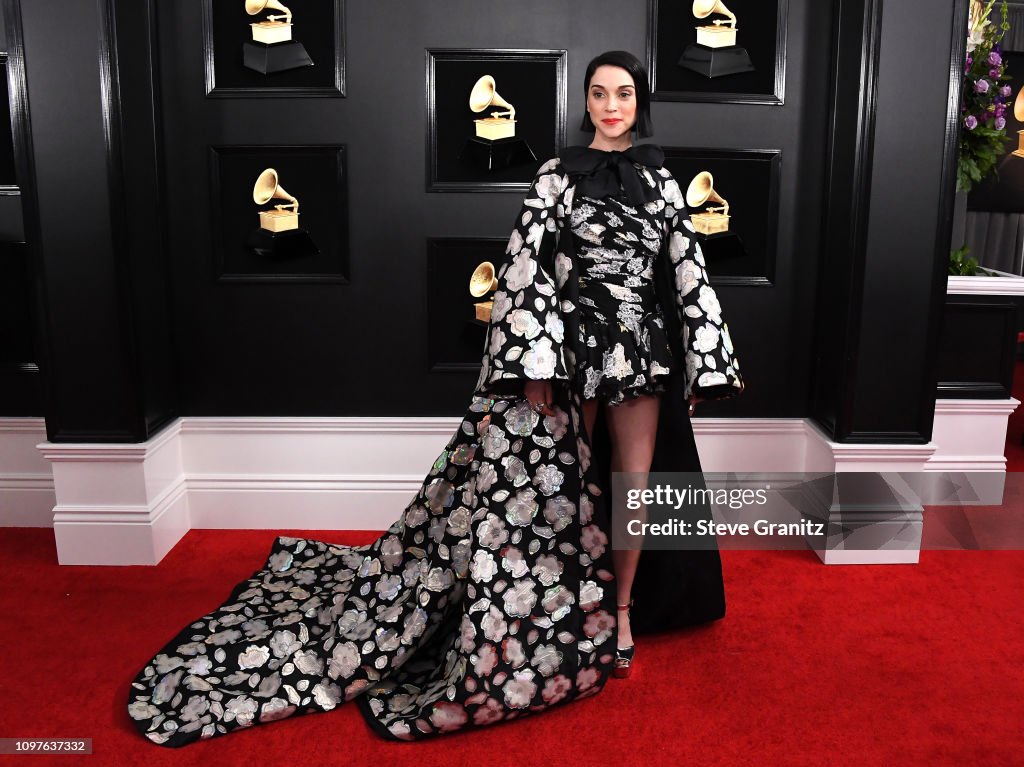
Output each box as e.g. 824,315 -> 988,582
524,379 -> 556,417
688,379 -> 744,415
687,394 -> 705,416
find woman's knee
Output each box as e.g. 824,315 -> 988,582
606,398 -> 659,470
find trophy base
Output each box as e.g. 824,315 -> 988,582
677,44 -> 755,78
243,40 -> 315,75
459,136 -> 538,171
474,118 -> 517,141
689,212 -> 730,236
473,300 -> 493,323
690,228 -> 748,261
246,227 -> 320,260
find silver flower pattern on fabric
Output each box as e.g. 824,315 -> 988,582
475,160 -> 571,393
127,395 -> 618,745
477,156 -> 744,406
657,166 -> 744,401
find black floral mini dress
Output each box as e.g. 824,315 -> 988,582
474,144 -> 744,409
569,192 -> 675,406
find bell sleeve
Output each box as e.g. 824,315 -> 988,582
474,159 -> 572,397
659,169 -> 746,402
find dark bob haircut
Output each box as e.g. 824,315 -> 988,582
579,50 -> 654,139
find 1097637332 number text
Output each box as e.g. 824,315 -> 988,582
0,739 -> 93,754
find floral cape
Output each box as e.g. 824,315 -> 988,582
125,147 -> 742,747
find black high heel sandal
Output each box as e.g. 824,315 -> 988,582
613,599 -> 635,678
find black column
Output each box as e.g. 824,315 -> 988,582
19,0 -> 178,442
810,0 -> 966,443
0,0 -> 44,415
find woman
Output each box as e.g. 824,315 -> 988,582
474,49 -> 745,675
126,50 -> 744,747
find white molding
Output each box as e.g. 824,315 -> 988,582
181,416 -> 476,535
932,398 -> 1021,415
803,419 -> 938,471
0,418 -> 55,526
817,548 -> 921,565
947,269 -> 1024,295
180,416 -> 463,434
0,417 -> 49,434
1,399 -> 1014,565
926,398 -> 1020,472
39,419 -> 188,565
800,470 -> 924,565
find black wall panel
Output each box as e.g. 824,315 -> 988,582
9,0 -> 969,445
853,0 -> 963,439
16,0 -> 177,440
154,0 -> 833,417
0,0 -> 44,417
19,0 -> 133,436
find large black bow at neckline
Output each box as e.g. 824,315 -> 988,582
559,143 -> 666,207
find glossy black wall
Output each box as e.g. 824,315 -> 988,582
0,0 -> 45,416
15,0 -> 176,441
9,0 -> 965,445
811,0 -> 965,442
153,0 -> 830,419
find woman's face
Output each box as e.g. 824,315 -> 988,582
586,65 -> 637,143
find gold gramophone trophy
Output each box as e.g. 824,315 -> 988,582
1011,86 -> 1024,158
471,76 -> 517,139
686,171 -> 731,235
246,168 -> 319,259
469,261 -> 499,323
458,75 -> 537,171
684,169 -> 748,261
243,0 -> 314,75
678,0 -> 755,78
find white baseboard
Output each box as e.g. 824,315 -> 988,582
0,418 -> 56,526
816,548 -> 922,565
926,398 -> 1020,471
0,397 -> 1015,565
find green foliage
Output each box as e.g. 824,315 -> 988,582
957,124 -> 1011,191
949,245 -> 980,275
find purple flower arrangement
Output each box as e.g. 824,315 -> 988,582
958,0 -> 1013,192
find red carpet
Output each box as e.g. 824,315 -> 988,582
0,529 -> 1021,766
2,365 -> 1022,765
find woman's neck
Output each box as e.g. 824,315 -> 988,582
588,136 -> 633,152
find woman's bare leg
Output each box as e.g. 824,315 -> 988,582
604,393 -> 661,650
582,397 -> 599,444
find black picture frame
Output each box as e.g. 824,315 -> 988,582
201,0 -> 345,98
208,144 -> 350,283
0,0 -> 43,384
0,54 -> 16,187
426,48 -> 567,192
0,51 -> 24,244
426,237 -> 508,372
647,0 -> 788,104
662,146 -> 781,286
